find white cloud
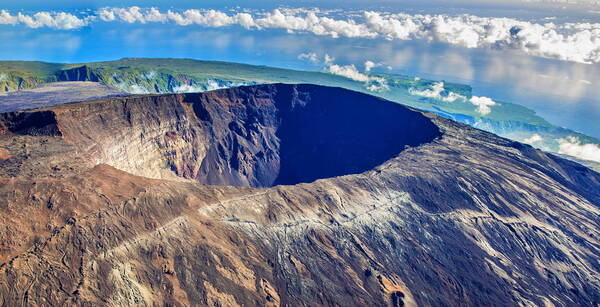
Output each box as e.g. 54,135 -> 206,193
523,134 -> 543,144
114,82 -> 150,94
96,7 -> 600,64
558,136 -> 600,163
328,64 -> 370,82
408,81 -> 466,102
297,52 -> 319,63
0,10 -> 91,29
145,8 -> 168,23
171,9 -> 236,27
129,84 -> 150,94
98,9 -> 116,22
0,10 -> 18,25
205,80 -> 226,91
325,59 -> 388,92
363,11 -> 600,64
99,7 -> 167,24
4,7 -> 600,64
173,80 -> 252,93
173,84 -> 203,93
365,77 -> 389,92
324,54 -> 335,65
364,60 -> 382,72
469,95 -> 497,115
296,52 -> 388,91
409,83 -> 498,115
519,0 -> 600,5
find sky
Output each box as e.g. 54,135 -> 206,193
0,0 -> 599,137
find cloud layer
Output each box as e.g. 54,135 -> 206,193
97,7 -> 600,64
523,134 -> 543,144
558,136 -> 600,162
298,53 -> 389,92
1,7 -> 599,64
469,96 -> 497,115
408,81 -> 497,115
408,82 -> 466,102
0,10 -> 91,30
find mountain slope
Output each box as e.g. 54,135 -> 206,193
1,58 -> 597,164
0,84 -> 598,306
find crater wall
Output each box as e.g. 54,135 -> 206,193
0,84 -> 440,186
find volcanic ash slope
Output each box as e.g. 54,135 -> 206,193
0,84 -> 598,306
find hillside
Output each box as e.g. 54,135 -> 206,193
0,84 -> 598,306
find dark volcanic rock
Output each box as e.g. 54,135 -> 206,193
0,84 -> 598,306
58,65 -> 102,82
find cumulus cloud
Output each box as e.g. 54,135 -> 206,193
93,7 -> 600,64
0,10 -> 91,29
297,52 -> 388,91
523,134 -> 543,144
558,136 -> 600,162
117,84 -> 150,94
173,84 -> 203,93
364,60 -> 383,72
365,78 -> 389,92
408,82 -> 466,102
328,63 -> 369,82
324,54 -> 335,65
4,7 -> 600,64
99,7 -> 167,24
469,96 -> 497,115
327,63 -> 389,91
167,9 -> 241,27
173,80 -> 252,93
0,10 -> 18,25
322,55 -> 388,92
408,82 -> 498,114
362,11 -> 600,64
297,52 -> 319,63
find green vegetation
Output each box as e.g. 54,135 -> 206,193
0,61 -> 64,91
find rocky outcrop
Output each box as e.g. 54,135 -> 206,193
0,84 -> 598,306
0,110 -> 61,136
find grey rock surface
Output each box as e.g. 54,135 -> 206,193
0,81 -> 127,113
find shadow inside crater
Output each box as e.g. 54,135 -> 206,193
270,85 -> 441,186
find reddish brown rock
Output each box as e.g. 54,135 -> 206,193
0,84 -> 598,306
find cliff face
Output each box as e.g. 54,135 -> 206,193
0,84 -> 599,306
0,85 -> 440,187
56,64 -> 255,94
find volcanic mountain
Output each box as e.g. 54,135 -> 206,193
0,84 -> 598,306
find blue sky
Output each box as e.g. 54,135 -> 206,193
0,1 -> 599,137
